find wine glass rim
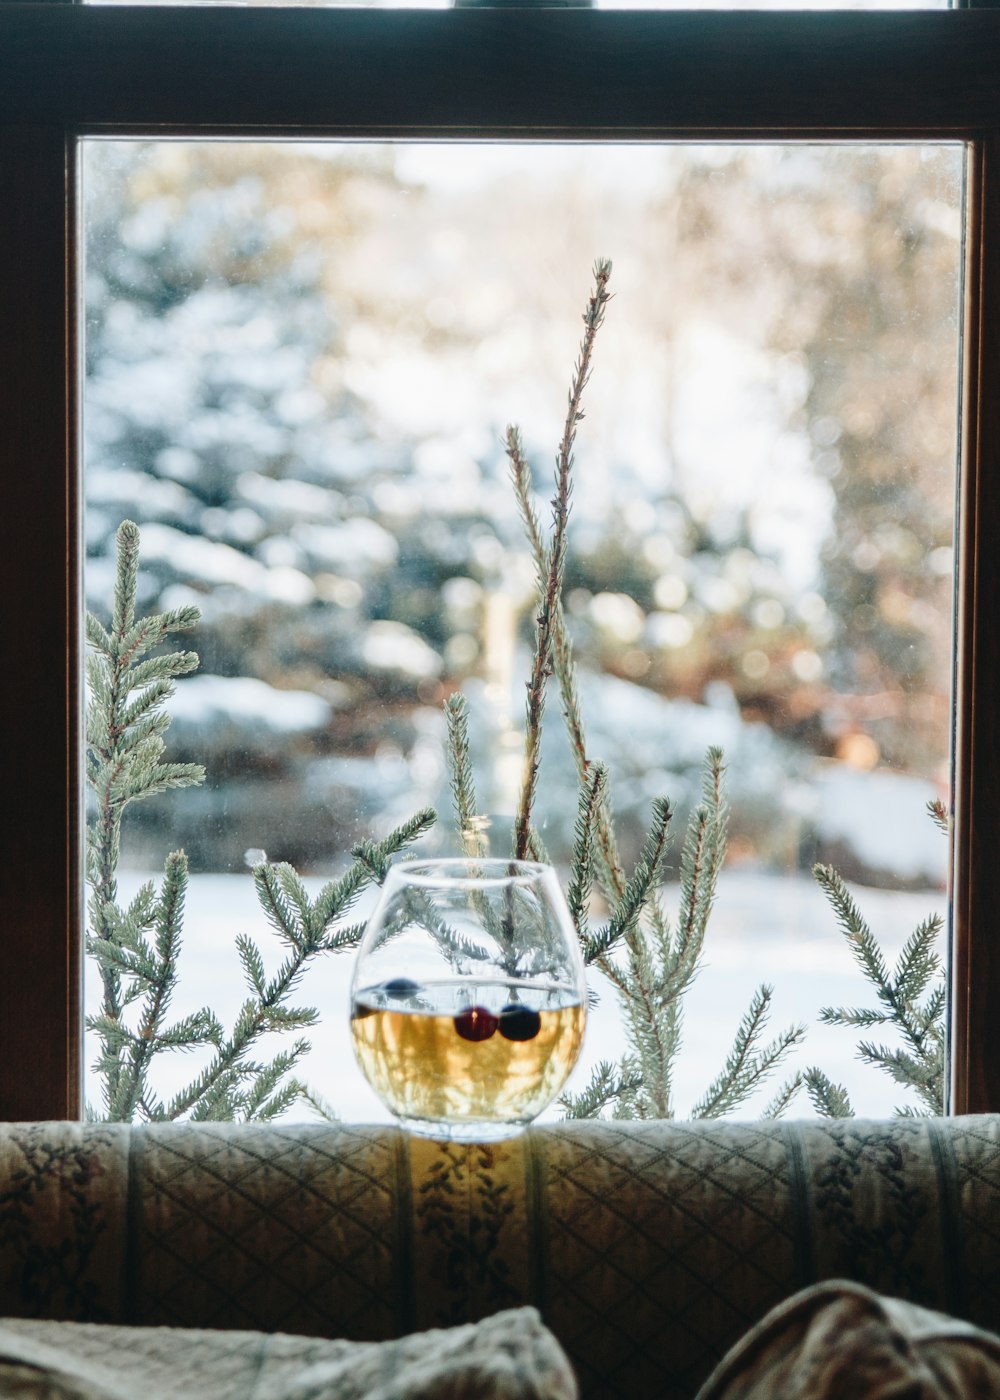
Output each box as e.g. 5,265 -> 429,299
386,857 -> 553,888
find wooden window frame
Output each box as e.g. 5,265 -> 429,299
1,1 -> 998,1122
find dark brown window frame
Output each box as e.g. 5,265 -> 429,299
1,2 -> 998,1122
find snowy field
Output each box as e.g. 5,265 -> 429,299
86,867 -> 947,1124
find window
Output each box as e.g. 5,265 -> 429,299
81,137 -> 960,1121
2,1 -> 999,1121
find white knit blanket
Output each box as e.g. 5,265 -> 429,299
0,1308 -> 577,1400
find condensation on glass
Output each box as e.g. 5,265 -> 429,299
82,140 -> 962,1121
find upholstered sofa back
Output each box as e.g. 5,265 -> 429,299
2,1117 -> 998,1399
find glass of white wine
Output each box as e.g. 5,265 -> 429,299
350,859 -> 587,1141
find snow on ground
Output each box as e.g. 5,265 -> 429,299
811,764 -> 946,888
85,867 -> 947,1124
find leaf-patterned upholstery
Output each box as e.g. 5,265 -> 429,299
1,1117 -> 998,1400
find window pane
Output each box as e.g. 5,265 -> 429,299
82,139 -> 961,1123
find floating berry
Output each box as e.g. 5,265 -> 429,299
454,1006 -> 499,1042
383,978 -> 419,997
499,1004 -> 542,1042
351,1002 -> 375,1021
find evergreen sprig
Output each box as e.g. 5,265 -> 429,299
511,257 -> 613,863
448,262 -> 804,1122
807,853 -> 946,1116
87,519 -> 436,1122
583,797 -> 673,965
508,399 -> 623,900
560,1060 -> 644,1120
804,1067 -> 854,1118
157,813 -> 434,1122
444,693 -> 489,858
566,762 -> 608,945
86,521 -> 208,1119
762,1073 -> 805,1120
690,986 -> 803,1120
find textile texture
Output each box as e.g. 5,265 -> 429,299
0,1308 -> 576,1400
1,1117 -> 999,1399
694,1280 -> 1000,1399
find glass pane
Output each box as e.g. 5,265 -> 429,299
82,139 -> 961,1124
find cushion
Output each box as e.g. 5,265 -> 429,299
0,1307 -> 577,1400
695,1280 -> 1000,1399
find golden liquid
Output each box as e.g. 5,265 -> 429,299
351,981 -> 585,1128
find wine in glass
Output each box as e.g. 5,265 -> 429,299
350,858 -> 586,1141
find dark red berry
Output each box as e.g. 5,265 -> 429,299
499,1005 -> 542,1042
383,978 -> 419,996
454,1006 -> 499,1042
351,1002 -> 375,1021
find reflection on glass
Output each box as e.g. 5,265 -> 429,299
83,139 -> 961,1121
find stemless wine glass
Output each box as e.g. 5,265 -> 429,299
350,858 -> 587,1141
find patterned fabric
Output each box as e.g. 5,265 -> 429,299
0,1308 -> 577,1400
2,1118 -> 1000,1399
693,1280 -> 1000,1399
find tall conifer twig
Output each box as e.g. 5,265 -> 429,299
510,258 -> 612,861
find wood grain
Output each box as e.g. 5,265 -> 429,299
0,125 -> 79,1121
952,137 -> 1000,1114
0,8 -> 997,135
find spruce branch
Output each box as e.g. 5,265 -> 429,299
236,934 -> 268,999
560,1060 -> 644,1120
322,920 -> 369,954
892,914 -> 944,1007
507,425 -> 546,571
585,797 -> 673,964
161,812 -> 436,1123
248,1075 -> 309,1124
813,865 -> 893,1003
804,1068 -> 855,1118
444,692 -> 489,858
761,1074 -> 804,1120
921,983 -> 947,1032
154,1011 -> 222,1050
566,762 -> 607,943
857,1042 -> 942,1114
820,1005 -> 892,1030
111,518 -> 140,639
276,864 -> 316,940
510,258 -> 613,862
352,808 -> 436,884
300,1086 -> 341,1122
85,612 -> 113,655
87,518 -> 438,1124
503,272 -> 802,1123
811,812 -> 946,1115
526,828 -> 551,866
86,521 -> 208,1117
508,383 -> 626,904
240,1045 -> 310,1122
253,862 -> 306,948
676,748 -> 728,966
690,985 -> 806,1119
